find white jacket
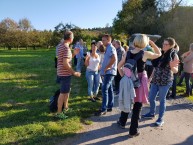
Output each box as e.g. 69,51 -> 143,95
118,75 -> 136,113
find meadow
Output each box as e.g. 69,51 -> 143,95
0,49 -> 100,145
0,49 -> 192,145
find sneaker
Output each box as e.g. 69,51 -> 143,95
142,112 -> 155,119
155,118 -> 164,126
55,112 -> 68,119
88,98 -> 96,102
129,132 -> 140,138
63,108 -> 72,113
94,110 -> 107,116
117,120 -> 125,129
107,108 -> 112,112
93,97 -> 101,100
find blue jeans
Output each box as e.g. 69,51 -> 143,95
184,72 -> 192,95
101,74 -> 115,111
86,69 -> 100,96
149,83 -> 172,120
76,58 -> 83,72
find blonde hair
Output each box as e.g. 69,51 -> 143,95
133,34 -> 149,49
190,43 -> 193,52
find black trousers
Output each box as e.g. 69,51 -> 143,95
129,102 -> 142,135
114,70 -> 122,92
119,111 -> 129,126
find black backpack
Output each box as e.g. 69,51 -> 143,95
49,89 -> 64,112
124,50 -> 144,88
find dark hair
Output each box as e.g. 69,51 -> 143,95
164,37 -> 175,48
63,30 -> 73,40
91,41 -> 96,46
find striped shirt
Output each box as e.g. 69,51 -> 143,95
57,43 -> 72,76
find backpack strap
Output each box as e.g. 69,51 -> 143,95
133,50 -> 144,61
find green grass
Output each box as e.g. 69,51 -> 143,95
176,83 -> 193,102
0,49 -> 101,145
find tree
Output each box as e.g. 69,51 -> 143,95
0,18 -> 18,31
18,18 -> 33,31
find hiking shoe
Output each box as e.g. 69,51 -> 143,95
142,112 -> 155,119
55,112 -> 68,119
94,110 -> 107,116
155,118 -> 164,127
117,120 -> 125,129
107,108 -> 112,112
129,132 -> 140,138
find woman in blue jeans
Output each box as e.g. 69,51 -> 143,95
142,37 -> 179,126
85,42 -> 100,102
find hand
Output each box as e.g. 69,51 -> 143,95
73,72 -> 81,77
170,57 -> 179,68
104,67 -> 110,73
149,40 -> 154,45
73,48 -> 80,56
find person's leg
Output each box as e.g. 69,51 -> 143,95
177,72 -> 185,86
158,83 -> 172,120
101,75 -> 114,112
129,102 -> 142,135
86,70 -> 94,97
171,74 -> 177,98
149,84 -> 159,115
119,111 -> 129,127
184,72 -> 191,96
107,77 -> 115,110
57,93 -> 65,113
93,71 -> 100,97
57,76 -> 71,114
63,93 -> 70,109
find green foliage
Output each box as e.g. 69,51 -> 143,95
0,49 -> 101,145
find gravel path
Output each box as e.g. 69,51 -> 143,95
58,95 -> 193,145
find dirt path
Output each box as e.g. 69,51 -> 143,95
58,96 -> 193,145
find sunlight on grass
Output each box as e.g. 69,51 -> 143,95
0,49 -> 101,145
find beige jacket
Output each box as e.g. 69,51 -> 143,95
183,52 -> 193,73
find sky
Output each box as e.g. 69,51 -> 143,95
0,0 -> 123,31
0,0 -> 193,31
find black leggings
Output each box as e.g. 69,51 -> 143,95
129,102 -> 142,135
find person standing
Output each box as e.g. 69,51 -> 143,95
114,40 -> 125,95
182,43 -> 193,97
75,39 -> 84,72
95,34 -> 117,116
85,42 -> 100,102
56,31 -> 81,119
117,34 -> 161,137
142,37 -> 179,126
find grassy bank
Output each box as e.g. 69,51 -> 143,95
0,49 -> 100,145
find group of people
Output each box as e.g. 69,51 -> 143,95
55,30 -> 193,137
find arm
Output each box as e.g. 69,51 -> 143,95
118,55 -> 126,77
170,54 -> 179,73
143,40 -> 161,61
183,53 -> 193,63
63,58 -> 81,77
84,55 -> 90,67
104,54 -> 116,73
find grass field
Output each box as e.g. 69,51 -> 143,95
0,49 -> 100,145
0,49 -> 192,145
